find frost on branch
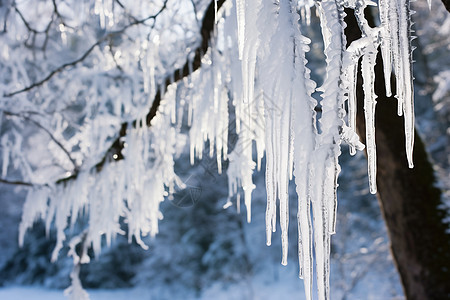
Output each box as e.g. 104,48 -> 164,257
0,0 -> 417,299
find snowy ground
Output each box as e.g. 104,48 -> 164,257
0,287 -> 155,300
0,272 -> 404,300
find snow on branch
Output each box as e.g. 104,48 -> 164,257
4,0 -> 168,98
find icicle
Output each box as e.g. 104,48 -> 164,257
265,118 -> 276,246
382,0 -> 415,167
291,12 -> 317,300
215,0 -> 218,23
258,0 -> 296,264
142,41 -> 150,94
315,0 -> 347,298
226,132 -> 256,223
235,0 -> 245,60
397,0 -> 415,168
1,136 -> 9,178
379,0 -> 393,97
347,62 -> 359,155
362,44 -> 378,194
19,188 -> 51,247
341,125 -> 365,152
94,0 -> 106,29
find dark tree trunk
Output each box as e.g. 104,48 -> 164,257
344,9 -> 450,300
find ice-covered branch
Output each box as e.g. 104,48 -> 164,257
57,0 -> 225,184
0,178 -> 37,187
16,0 -> 228,266
4,0 -> 168,97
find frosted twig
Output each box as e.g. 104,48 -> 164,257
4,1 -> 168,97
3,111 -> 78,171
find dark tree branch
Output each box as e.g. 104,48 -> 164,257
0,178 -> 34,187
0,177 -> 49,187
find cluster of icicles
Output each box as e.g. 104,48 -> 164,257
19,0 -> 415,299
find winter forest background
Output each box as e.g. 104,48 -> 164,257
0,0 -> 449,299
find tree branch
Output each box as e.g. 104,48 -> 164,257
0,178 -> 45,187
4,0 -> 168,97
56,0 -> 225,185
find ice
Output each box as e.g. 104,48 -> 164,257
362,44 -> 378,194
215,0 -> 218,22
1,135 -> 9,178
314,0 -> 348,297
226,132 -> 256,223
397,0 -> 415,168
235,0 -> 245,60
94,0 -> 105,29
379,0 -> 393,97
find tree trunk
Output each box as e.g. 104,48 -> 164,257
344,9 -> 450,300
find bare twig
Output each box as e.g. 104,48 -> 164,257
0,177 -> 46,187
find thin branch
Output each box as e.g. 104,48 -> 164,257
4,0 -> 168,97
4,111 -> 78,171
0,178 -> 41,187
14,6 -> 40,34
5,38 -> 103,97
